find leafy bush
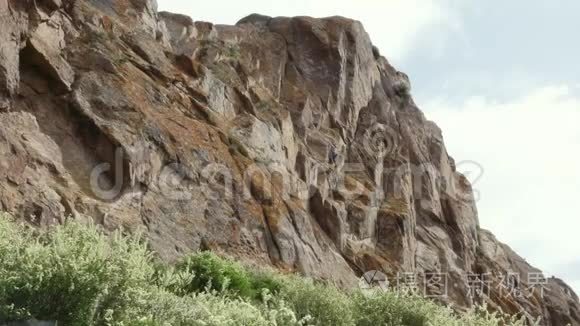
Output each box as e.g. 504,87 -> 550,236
174,253 -> 282,300
0,213 -> 532,326
119,289 -> 277,326
353,291 -> 433,326
173,254 -> 352,325
276,276 -> 354,326
0,216 -> 155,325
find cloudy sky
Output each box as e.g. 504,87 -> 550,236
158,0 -> 580,292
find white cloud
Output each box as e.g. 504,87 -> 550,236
306,0 -> 459,62
572,282 -> 580,296
425,85 -> 580,292
158,0 -> 459,63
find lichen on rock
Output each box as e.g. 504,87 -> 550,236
0,1 -> 578,324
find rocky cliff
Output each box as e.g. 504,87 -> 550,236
0,0 -> 578,324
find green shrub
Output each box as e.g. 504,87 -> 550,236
277,276 -> 354,326
172,253 -> 353,325
0,214 -> 295,326
0,213 -> 532,326
0,216 -> 155,325
120,289 -> 275,326
352,291 -> 531,326
353,291 -> 427,326
174,252 -> 284,301
251,270 -> 284,298
176,252 -> 255,298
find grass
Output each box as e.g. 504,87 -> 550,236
0,212 -> 533,325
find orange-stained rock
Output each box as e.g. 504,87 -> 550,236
0,2 -> 578,324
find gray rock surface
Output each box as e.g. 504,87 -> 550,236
0,1 -> 578,324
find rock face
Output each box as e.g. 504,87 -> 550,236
0,1 -> 578,324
